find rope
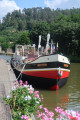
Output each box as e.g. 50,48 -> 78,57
16,63 -> 26,81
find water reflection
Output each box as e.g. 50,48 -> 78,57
60,94 -> 69,106
66,63 -> 80,111
39,89 -> 69,111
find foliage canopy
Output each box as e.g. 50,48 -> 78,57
0,7 -> 80,56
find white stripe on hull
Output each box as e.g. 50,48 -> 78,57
23,68 -> 70,72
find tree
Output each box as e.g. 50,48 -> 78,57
16,31 -> 30,45
0,37 -> 9,51
18,20 -> 26,31
50,15 -> 79,55
30,22 -> 50,46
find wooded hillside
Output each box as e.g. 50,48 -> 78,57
0,7 -> 80,57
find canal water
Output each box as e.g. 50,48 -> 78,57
0,55 -> 80,112
40,63 -> 80,112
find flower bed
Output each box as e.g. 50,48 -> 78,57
3,80 -> 80,120
3,80 -> 42,120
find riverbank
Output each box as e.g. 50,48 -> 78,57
0,52 -> 14,56
68,55 -> 80,63
0,59 -> 36,120
0,59 -> 16,120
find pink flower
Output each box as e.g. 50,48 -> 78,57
35,94 -> 39,98
20,83 -> 23,86
37,110 -> 40,114
37,113 -> 42,118
21,115 -> 24,119
75,111 -> 80,118
39,105 -> 43,109
21,115 -> 28,120
41,113 -> 46,119
57,114 -> 62,119
58,108 -> 64,114
19,80 -> 23,86
34,91 -> 39,98
15,85 -> 19,88
55,106 -> 60,112
34,91 -> 39,94
25,81 -> 28,85
24,115 -> 28,120
30,89 -> 34,94
19,80 -> 23,83
29,87 -> 34,94
44,108 -> 49,114
48,112 -> 54,118
69,115 -> 78,120
48,118 -> 54,120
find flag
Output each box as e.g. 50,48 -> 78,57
46,44 -> 50,51
49,45 -> 50,50
52,45 -> 55,53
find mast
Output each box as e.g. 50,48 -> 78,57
46,33 -> 50,55
50,40 -> 53,54
38,35 -> 41,57
56,42 -> 58,52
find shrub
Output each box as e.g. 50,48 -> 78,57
3,80 -> 42,120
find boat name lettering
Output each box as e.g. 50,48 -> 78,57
37,64 -> 47,67
64,64 -> 69,67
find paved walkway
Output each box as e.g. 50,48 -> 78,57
0,59 -> 16,120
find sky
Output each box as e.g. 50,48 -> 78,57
0,0 -> 80,20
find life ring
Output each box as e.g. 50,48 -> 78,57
58,67 -> 63,77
